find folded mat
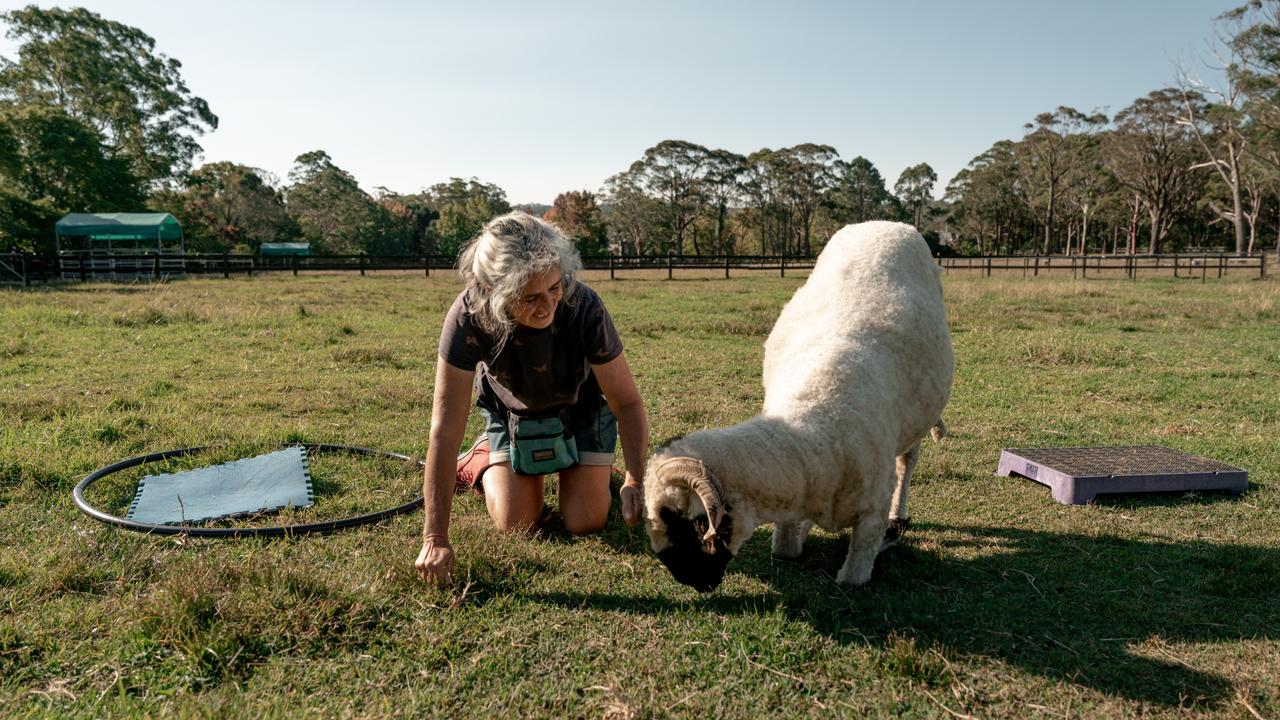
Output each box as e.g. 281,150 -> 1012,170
126,446 -> 314,524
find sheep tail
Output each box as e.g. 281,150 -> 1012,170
930,418 -> 947,442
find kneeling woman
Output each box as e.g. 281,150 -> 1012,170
416,212 -> 648,583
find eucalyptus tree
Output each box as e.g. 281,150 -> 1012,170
894,162 -> 938,232
628,139 -> 711,255
1015,107 -> 1109,254
1219,0 -> 1280,256
285,150 -> 386,255
829,156 -> 896,225
943,141 -> 1027,254
738,148 -> 790,255
1179,73 -> 1253,255
172,162 -> 293,251
0,5 -> 217,188
699,149 -> 747,255
772,144 -> 839,256
600,170 -> 663,256
1106,90 -> 1207,254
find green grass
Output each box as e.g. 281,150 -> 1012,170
1,271 -> 1278,718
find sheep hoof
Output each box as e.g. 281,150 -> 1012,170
836,563 -> 874,586
880,517 -> 910,553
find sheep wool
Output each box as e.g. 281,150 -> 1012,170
644,221 -> 954,590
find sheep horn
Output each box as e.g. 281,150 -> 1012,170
657,457 -> 724,543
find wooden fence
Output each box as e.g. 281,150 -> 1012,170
0,251 -> 1269,285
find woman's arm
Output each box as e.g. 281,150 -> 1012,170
416,359 -> 476,582
590,352 -> 648,526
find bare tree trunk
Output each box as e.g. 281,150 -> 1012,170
1128,194 -> 1141,255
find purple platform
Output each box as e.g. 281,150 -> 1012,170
997,445 -> 1248,505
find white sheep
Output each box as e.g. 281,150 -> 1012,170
644,221 -> 953,591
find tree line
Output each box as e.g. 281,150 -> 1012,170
4,4 -> 1280,261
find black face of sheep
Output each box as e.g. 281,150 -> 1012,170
656,506 -> 735,593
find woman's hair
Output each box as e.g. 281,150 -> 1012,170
458,211 -> 583,346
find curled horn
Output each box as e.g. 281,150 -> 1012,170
657,457 -> 723,543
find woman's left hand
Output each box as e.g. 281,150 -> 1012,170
620,476 -> 643,526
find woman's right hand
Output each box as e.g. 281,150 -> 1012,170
416,537 -> 455,583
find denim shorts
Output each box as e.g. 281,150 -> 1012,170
475,375 -> 618,469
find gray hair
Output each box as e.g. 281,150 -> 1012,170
458,211 -> 583,346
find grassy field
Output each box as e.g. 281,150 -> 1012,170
2,270 -> 1278,719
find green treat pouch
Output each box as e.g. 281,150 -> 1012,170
508,413 -> 578,475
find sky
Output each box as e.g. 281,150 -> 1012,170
0,0 -> 1245,204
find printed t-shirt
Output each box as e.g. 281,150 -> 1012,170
439,282 -> 623,414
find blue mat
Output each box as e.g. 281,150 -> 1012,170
126,446 -> 314,525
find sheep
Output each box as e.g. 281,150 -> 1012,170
643,221 -> 953,591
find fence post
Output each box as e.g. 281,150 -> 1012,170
780,255 -> 786,278
248,255 -> 255,277
1202,257 -> 1207,283
424,255 -> 430,277
609,254 -> 615,280
292,254 -> 299,277
725,254 -> 730,279
359,255 -> 366,276
20,253 -> 28,287
1261,252 -> 1267,278
1034,256 -> 1040,277
986,255 -> 992,277
667,253 -> 673,280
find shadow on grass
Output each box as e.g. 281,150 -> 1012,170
526,522 -> 1279,709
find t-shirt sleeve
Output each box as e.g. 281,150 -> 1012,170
580,286 -> 624,365
439,291 -> 487,371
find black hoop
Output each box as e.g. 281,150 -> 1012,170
73,443 -> 424,538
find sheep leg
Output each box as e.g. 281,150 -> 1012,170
771,520 -> 813,559
889,442 -> 920,524
881,442 -> 921,553
836,512 -> 888,586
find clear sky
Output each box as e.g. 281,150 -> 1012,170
0,0 -> 1243,204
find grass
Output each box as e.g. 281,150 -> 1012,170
1,270 -> 1278,718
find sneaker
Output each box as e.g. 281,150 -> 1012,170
455,435 -> 491,495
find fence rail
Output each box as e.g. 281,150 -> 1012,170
0,251 -> 1269,285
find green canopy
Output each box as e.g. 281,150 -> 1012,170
56,213 -> 183,242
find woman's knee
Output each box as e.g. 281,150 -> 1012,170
482,464 -> 545,533
559,466 -> 611,536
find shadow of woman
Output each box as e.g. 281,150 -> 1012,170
523,521 -> 1279,709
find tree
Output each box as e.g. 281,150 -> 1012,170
545,190 -> 607,256
422,177 -> 510,258
773,144 -> 839,256
1015,107 -> 1108,254
0,103 -> 142,214
829,156 -> 897,225
286,150 -> 382,255
1107,90 -> 1206,254
628,140 -> 710,255
944,141 -> 1030,255
0,5 -> 217,188
894,162 -> 938,231
600,170 -> 663,256
699,149 -> 747,255
166,162 -> 294,252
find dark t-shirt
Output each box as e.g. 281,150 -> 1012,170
439,282 -> 624,414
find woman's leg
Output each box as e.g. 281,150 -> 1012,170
557,464 -> 612,535
481,463 -> 545,533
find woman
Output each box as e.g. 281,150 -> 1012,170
415,212 -> 647,583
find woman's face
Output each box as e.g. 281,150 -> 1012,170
510,267 -> 563,330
